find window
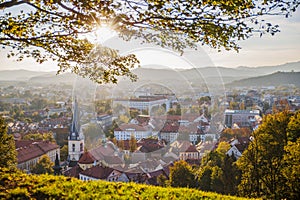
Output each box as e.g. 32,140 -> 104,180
80,143 -> 83,151
72,144 -> 75,152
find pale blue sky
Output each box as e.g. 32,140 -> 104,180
0,8 -> 299,71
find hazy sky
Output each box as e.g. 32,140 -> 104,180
1,7 -> 300,71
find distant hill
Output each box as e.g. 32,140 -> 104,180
237,61 -> 300,74
28,72 -> 77,84
227,71 -> 300,87
1,61 -> 299,86
0,69 -> 51,81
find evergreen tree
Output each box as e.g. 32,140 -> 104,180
0,116 -> 17,170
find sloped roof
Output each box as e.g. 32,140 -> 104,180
78,151 -> 96,164
178,123 -> 200,134
160,122 -> 179,133
103,155 -> 124,165
89,142 -> 116,161
16,140 -> 59,163
148,168 -> 167,178
184,145 -> 199,153
137,138 -> 165,153
64,165 -> 82,178
80,165 -> 114,179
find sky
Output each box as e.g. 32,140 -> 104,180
0,6 -> 300,71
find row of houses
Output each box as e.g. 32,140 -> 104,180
64,139 -> 202,185
114,113 -> 211,144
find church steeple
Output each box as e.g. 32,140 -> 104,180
70,97 -> 80,140
68,97 -> 84,162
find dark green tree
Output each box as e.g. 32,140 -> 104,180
0,116 -> 17,170
169,160 -> 196,188
197,144 -> 240,195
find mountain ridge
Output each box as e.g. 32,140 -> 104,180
1,61 -> 299,86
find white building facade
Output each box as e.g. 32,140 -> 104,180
114,123 -> 152,140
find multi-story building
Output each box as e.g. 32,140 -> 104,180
16,140 -> 60,172
114,123 -> 152,140
97,114 -> 112,130
113,96 -> 170,114
224,109 -> 260,128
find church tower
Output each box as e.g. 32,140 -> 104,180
68,97 -> 84,162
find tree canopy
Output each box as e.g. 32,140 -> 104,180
1,0 -> 299,84
31,154 -> 54,174
0,116 -> 17,170
237,111 -> 300,199
169,160 -> 196,188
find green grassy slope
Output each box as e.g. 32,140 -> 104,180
0,168 -> 256,200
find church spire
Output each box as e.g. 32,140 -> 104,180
70,97 -> 80,140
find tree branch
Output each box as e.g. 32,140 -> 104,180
0,0 -> 27,9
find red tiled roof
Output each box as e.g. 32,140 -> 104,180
136,138 -> 165,153
178,123 -> 199,133
64,165 -> 83,178
160,122 -> 179,133
184,145 -> 198,153
78,151 -> 96,164
80,165 -> 114,179
16,140 -> 59,163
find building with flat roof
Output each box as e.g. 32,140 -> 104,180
224,109 -> 260,128
113,96 -> 170,114
114,123 -> 152,141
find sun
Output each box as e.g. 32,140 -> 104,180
94,26 -> 116,44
